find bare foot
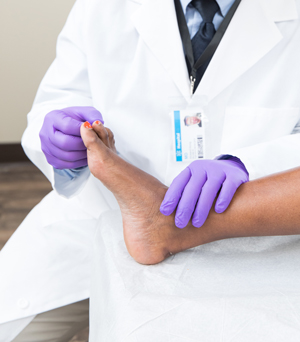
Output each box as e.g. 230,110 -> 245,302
81,122 -> 216,264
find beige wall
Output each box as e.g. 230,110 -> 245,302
0,0 -> 76,144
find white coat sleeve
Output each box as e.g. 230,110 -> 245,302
21,0 -> 92,198
227,129 -> 300,180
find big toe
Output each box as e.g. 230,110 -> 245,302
80,121 -> 103,151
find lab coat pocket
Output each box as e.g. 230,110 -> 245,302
220,107 -> 300,152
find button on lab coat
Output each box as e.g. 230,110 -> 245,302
0,0 -> 300,332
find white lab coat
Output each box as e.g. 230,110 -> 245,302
1,0 -> 300,336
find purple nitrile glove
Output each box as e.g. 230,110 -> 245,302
39,106 -> 103,169
160,158 -> 249,229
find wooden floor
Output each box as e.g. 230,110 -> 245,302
0,162 -> 52,249
0,162 -> 89,341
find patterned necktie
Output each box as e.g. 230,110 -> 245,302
190,0 -> 220,90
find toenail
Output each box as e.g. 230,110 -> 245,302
94,120 -> 102,125
84,121 -> 92,129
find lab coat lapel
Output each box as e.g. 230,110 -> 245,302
194,0 -> 298,102
130,0 -> 191,102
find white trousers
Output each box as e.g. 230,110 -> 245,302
0,300 -> 89,342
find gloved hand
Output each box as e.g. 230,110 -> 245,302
160,158 -> 249,228
39,106 -> 103,169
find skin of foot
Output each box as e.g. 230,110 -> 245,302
80,121 -> 218,265
81,121 -> 300,265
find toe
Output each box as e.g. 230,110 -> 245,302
81,121 -> 104,151
105,127 -> 114,142
105,127 -> 117,153
92,120 -> 110,147
80,122 -> 113,179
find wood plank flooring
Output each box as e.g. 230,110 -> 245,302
0,162 -> 52,249
0,162 -> 89,341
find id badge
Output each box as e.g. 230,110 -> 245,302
171,109 -> 204,162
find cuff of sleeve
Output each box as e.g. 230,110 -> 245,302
215,154 -> 249,176
53,166 -> 90,198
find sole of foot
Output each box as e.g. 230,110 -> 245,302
81,121 -> 177,265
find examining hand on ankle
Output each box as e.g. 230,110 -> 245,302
160,158 -> 249,229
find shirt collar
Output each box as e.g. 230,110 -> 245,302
180,0 -> 236,18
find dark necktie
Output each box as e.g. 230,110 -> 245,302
189,0 -> 220,90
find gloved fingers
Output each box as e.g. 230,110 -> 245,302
64,106 -> 104,125
160,168 -> 191,216
45,141 -> 87,162
192,178 -> 222,228
174,171 -> 207,229
50,130 -> 87,151
215,178 -> 243,214
43,151 -> 87,170
51,113 -> 84,136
